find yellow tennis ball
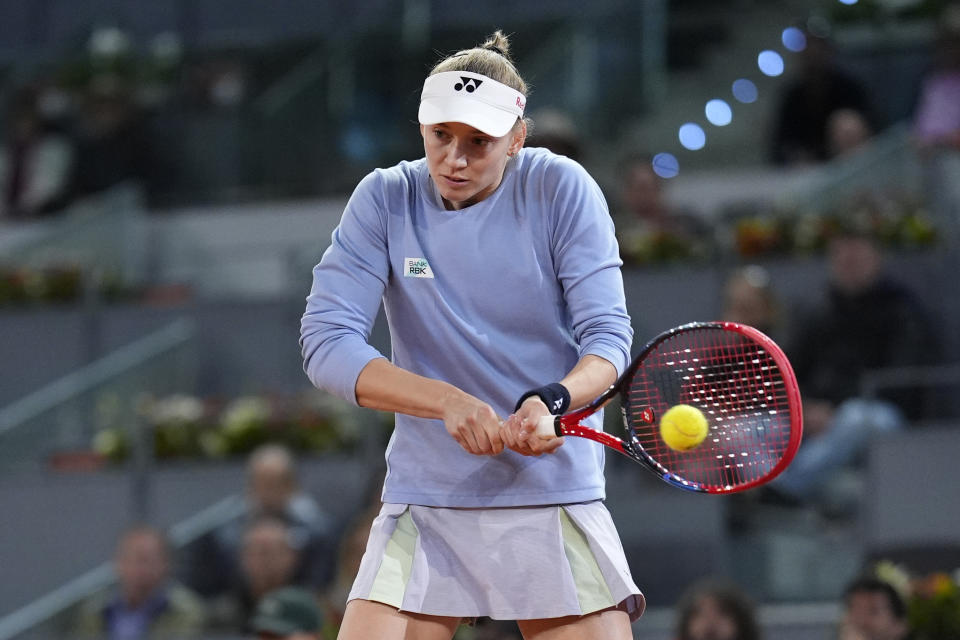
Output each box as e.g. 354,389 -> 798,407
659,404 -> 709,451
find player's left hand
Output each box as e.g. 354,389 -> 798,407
500,397 -> 565,456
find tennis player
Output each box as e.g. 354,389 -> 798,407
300,31 -> 643,640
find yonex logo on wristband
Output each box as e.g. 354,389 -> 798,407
404,257 -> 434,278
514,383 -> 570,415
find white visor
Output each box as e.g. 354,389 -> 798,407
418,71 -> 526,138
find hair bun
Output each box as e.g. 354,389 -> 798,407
481,30 -> 513,61
429,29 -> 527,97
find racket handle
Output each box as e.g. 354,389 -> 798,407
535,415 -> 560,439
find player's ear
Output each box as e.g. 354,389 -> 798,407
508,120 -> 527,155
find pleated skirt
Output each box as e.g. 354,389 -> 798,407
347,501 -> 645,622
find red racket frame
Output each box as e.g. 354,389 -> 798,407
545,322 -> 803,494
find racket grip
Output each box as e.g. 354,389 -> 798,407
535,415 -> 560,439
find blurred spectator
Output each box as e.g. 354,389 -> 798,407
770,31 -> 874,166
838,576 -> 911,640
912,2 -> 960,151
720,265 -> 784,342
0,87 -> 75,219
912,1 -> 960,246
612,153 -> 710,263
827,108 -> 874,159
770,226 -> 936,510
249,586 -> 324,640
318,469 -> 385,631
616,153 -> 680,232
72,525 -> 206,639
674,578 -> 761,640
525,108 -> 582,160
72,81 -> 152,200
320,506 -> 374,631
208,516 -> 307,632
186,444 -> 335,597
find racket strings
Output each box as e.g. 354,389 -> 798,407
624,328 -> 793,491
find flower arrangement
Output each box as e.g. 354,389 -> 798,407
91,391 -> 386,463
874,560 -> 960,640
54,27 -> 185,110
0,264 -> 83,306
727,192 -> 937,259
616,189 -> 937,265
0,263 -> 134,307
618,227 -> 712,265
730,214 -> 796,258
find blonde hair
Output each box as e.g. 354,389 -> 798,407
430,30 -> 528,96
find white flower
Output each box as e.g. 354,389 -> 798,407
149,394 -> 204,425
89,27 -> 131,58
874,560 -> 912,600
221,397 -> 271,434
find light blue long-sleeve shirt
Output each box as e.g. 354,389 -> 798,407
300,147 -> 632,507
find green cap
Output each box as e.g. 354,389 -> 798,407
250,587 -> 322,635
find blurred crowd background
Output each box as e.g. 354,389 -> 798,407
1,0 -> 959,639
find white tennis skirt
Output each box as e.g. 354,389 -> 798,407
347,501 -> 645,622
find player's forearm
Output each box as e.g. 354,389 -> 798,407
355,357 -> 467,419
559,354 -> 618,410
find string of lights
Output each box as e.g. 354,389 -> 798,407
651,1 -> 860,178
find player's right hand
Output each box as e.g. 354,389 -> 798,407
500,397 -> 565,456
441,393 -> 505,456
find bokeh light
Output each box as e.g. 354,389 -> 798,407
705,99 -> 733,126
757,50 -> 785,77
781,27 -> 807,52
652,153 -> 680,179
678,123 -> 706,151
838,0 -> 858,5
732,78 -> 758,103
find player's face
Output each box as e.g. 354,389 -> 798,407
421,121 -> 524,211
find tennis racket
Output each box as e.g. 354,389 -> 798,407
537,321 -> 803,493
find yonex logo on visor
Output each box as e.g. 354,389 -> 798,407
454,77 -> 483,92
419,71 -> 526,137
